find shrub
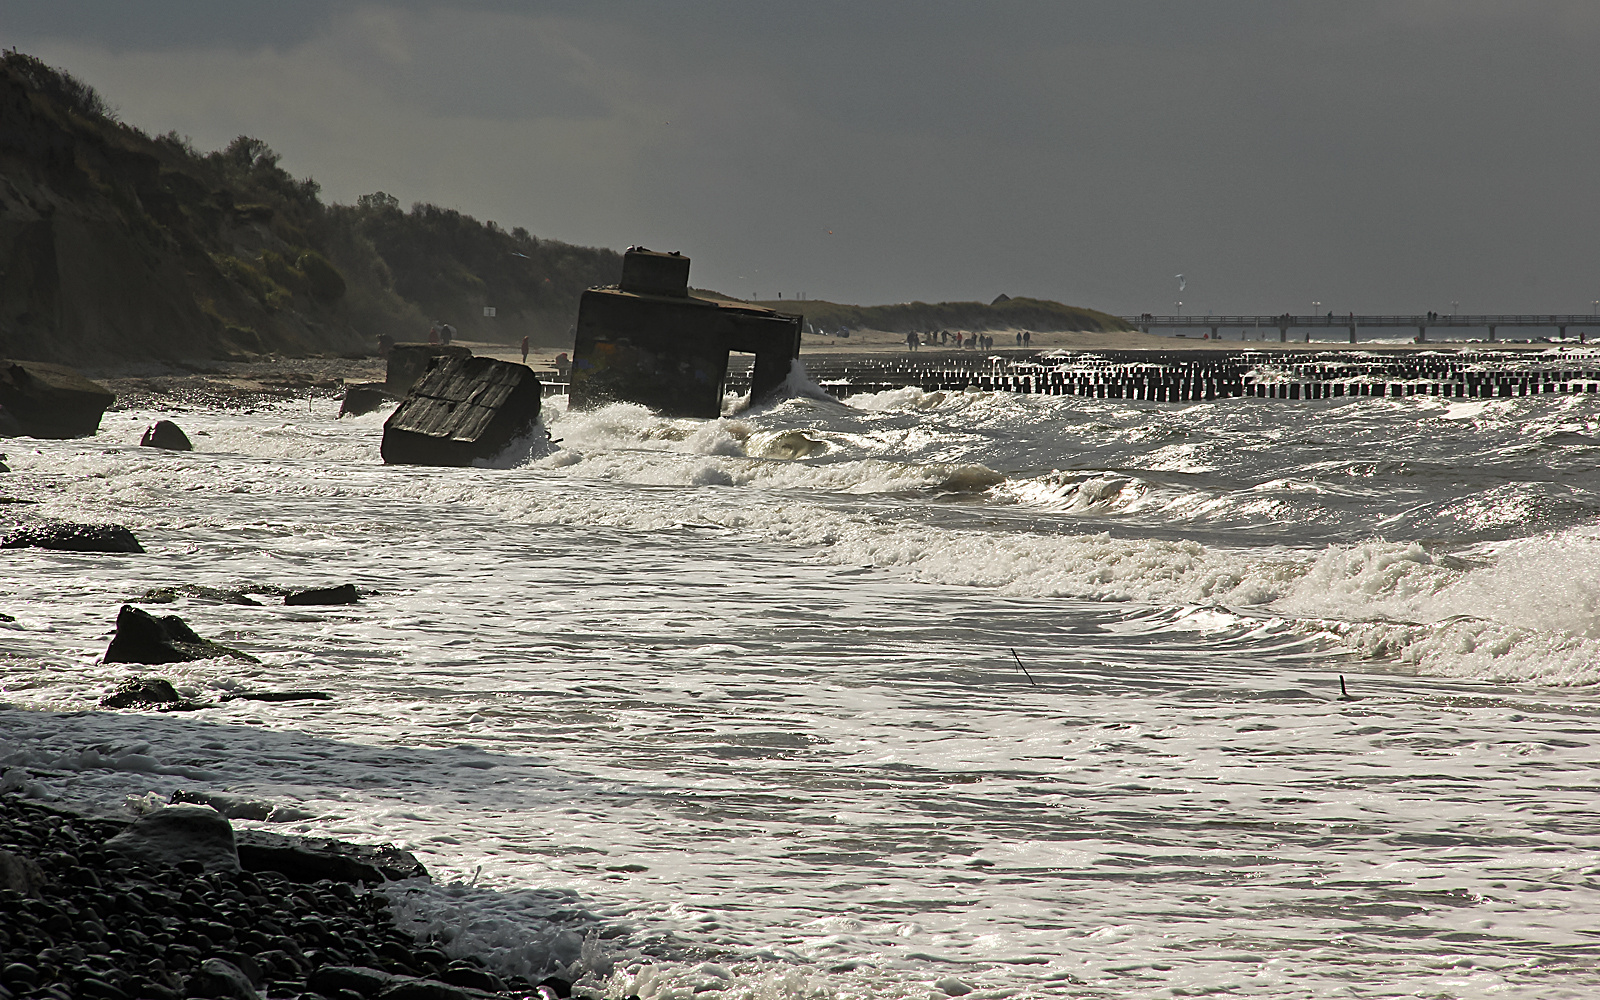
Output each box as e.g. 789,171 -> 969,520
2,50 -> 116,121
212,254 -> 291,312
296,251 -> 347,302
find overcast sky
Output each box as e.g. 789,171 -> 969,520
5,1 -> 1599,315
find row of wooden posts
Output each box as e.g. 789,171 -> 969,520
730,353 -> 1600,402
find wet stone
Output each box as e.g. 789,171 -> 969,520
284,584 -> 359,606
139,420 -> 192,451
0,521 -> 142,553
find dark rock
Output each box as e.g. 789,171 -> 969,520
103,604 -> 258,665
537,977 -> 573,999
381,357 -> 542,467
0,851 -> 43,896
171,788 -> 276,822
140,584 -> 262,607
339,383 -> 397,419
385,344 -> 472,397
376,979 -> 502,1000
284,584 -> 358,606
0,361 -> 115,438
186,958 -> 259,1000
99,677 -> 182,709
434,966 -> 502,993
212,953 -> 262,988
75,975 -> 128,1000
307,966 -> 396,998
139,420 -> 192,451
104,805 -> 240,873
0,964 -> 37,990
234,831 -> 428,885
1,521 -> 143,553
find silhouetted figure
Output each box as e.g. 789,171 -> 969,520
521,335 -> 530,363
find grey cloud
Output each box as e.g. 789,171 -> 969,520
4,1 -> 1600,312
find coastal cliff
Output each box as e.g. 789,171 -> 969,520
0,53 -> 622,365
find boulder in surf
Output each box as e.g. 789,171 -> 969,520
0,360 -> 115,438
103,604 -> 259,664
1,520 -> 143,553
381,356 -> 542,467
139,418 -> 193,450
284,583 -> 359,605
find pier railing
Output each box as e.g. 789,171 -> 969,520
1125,314 -> 1600,328
1123,313 -> 1600,343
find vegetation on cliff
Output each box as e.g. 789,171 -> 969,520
336,194 -> 620,345
0,51 -> 621,364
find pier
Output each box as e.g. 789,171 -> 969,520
1125,314 -> 1600,343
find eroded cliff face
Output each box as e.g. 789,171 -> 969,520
0,59 -> 374,365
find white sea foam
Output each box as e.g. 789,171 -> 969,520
6,383 -> 1600,996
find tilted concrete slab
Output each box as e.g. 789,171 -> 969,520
380,355 -> 542,466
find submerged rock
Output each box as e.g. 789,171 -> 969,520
381,356 -> 543,467
284,583 -> 359,605
105,803 -> 241,872
1,520 -> 143,552
100,675 -> 183,708
103,604 -> 259,664
0,360 -> 115,438
141,583 -> 264,605
140,418 -> 193,450
234,829 -> 429,884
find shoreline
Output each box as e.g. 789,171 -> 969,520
65,333 -> 1594,411
0,789 -> 584,1000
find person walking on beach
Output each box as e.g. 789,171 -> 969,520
1023,330 -> 1031,347
520,335 -> 530,363
907,331 -> 919,351
428,321 -> 441,345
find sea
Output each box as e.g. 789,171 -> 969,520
4,351 -> 1600,999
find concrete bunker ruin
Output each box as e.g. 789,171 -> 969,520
380,355 -> 543,467
569,249 -> 802,418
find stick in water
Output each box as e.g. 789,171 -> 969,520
1010,647 -> 1039,687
